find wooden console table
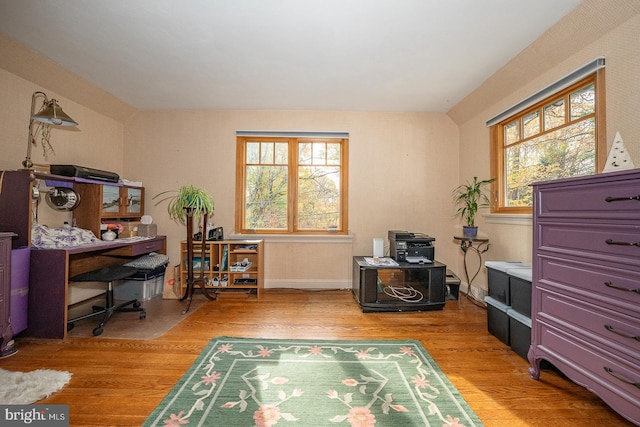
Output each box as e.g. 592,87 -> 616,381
28,236 -> 166,339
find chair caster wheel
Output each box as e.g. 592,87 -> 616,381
93,326 -> 104,336
140,311 -> 146,320
133,301 -> 141,308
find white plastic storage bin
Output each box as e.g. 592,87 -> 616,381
115,275 -> 164,301
115,265 -> 166,301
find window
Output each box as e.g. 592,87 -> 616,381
490,66 -> 606,213
236,135 -> 348,234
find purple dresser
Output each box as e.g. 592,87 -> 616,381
529,169 -> 640,425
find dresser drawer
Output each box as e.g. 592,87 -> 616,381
537,177 -> 640,220
540,257 -> 640,312
539,222 -> 640,268
538,288 -> 640,360
539,325 -> 640,421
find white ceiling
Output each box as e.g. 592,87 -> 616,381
0,0 -> 582,112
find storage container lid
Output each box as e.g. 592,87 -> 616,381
484,296 -> 510,312
506,267 -> 532,281
484,261 -> 530,273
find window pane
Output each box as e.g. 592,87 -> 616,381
570,83 -> 595,120
275,142 -> 288,164
312,142 -> 326,165
327,143 -> 341,165
505,118 -> 595,206
245,165 -> 288,229
522,111 -> 540,138
543,99 -> 565,130
504,120 -> 520,145
260,142 -> 274,164
246,142 -> 260,164
299,142 -> 312,165
297,165 -> 340,230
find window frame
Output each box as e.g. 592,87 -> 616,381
490,69 -> 606,214
235,136 -> 349,234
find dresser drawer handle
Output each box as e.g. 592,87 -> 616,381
604,324 -> 640,342
605,239 -> 640,247
604,281 -> 640,294
605,195 -> 640,202
603,366 -> 640,389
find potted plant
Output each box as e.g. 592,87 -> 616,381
153,185 -> 216,311
154,185 -> 215,225
452,176 -> 494,238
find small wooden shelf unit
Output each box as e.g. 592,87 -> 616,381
180,240 -> 264,299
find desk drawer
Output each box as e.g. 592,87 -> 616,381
129,238 -> 165,256
106,237 -> 165,256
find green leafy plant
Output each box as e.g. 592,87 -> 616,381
452,176 -> 495,227
153,185 -> 214,225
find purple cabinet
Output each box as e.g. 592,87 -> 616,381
529,169 -> 640,425
0,232 -> 17,357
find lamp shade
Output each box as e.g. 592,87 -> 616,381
22,91 -> 79,169
31,99 -> 78,126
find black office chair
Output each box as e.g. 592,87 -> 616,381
67,265 -> 146,336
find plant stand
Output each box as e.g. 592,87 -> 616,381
453,234 -> 490,305
181,208 -> 216,314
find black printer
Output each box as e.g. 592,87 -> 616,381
388,230 -> 435,263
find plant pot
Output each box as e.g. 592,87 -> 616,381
463,226 -> 478,238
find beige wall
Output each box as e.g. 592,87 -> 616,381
123,110 -> 460,287
448,0 -> 640,295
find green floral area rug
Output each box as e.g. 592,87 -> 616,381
143,337 -> 483,427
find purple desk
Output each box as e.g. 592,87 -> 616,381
27,236 -> 166,339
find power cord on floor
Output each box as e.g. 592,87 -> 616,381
383,285 -> 424,302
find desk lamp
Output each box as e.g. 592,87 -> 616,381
23,91 -> 78,169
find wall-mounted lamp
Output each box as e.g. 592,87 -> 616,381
23,91 -> 79,169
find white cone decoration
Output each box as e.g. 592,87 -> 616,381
603,131 -> 635,172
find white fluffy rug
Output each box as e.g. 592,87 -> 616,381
0,368 -> 72,404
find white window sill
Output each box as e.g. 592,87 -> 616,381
482,213 -> 532,226
229,233 -> 354,244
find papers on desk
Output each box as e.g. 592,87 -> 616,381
364,257 -> 399,266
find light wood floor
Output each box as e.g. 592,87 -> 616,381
4,289 -> 633,426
